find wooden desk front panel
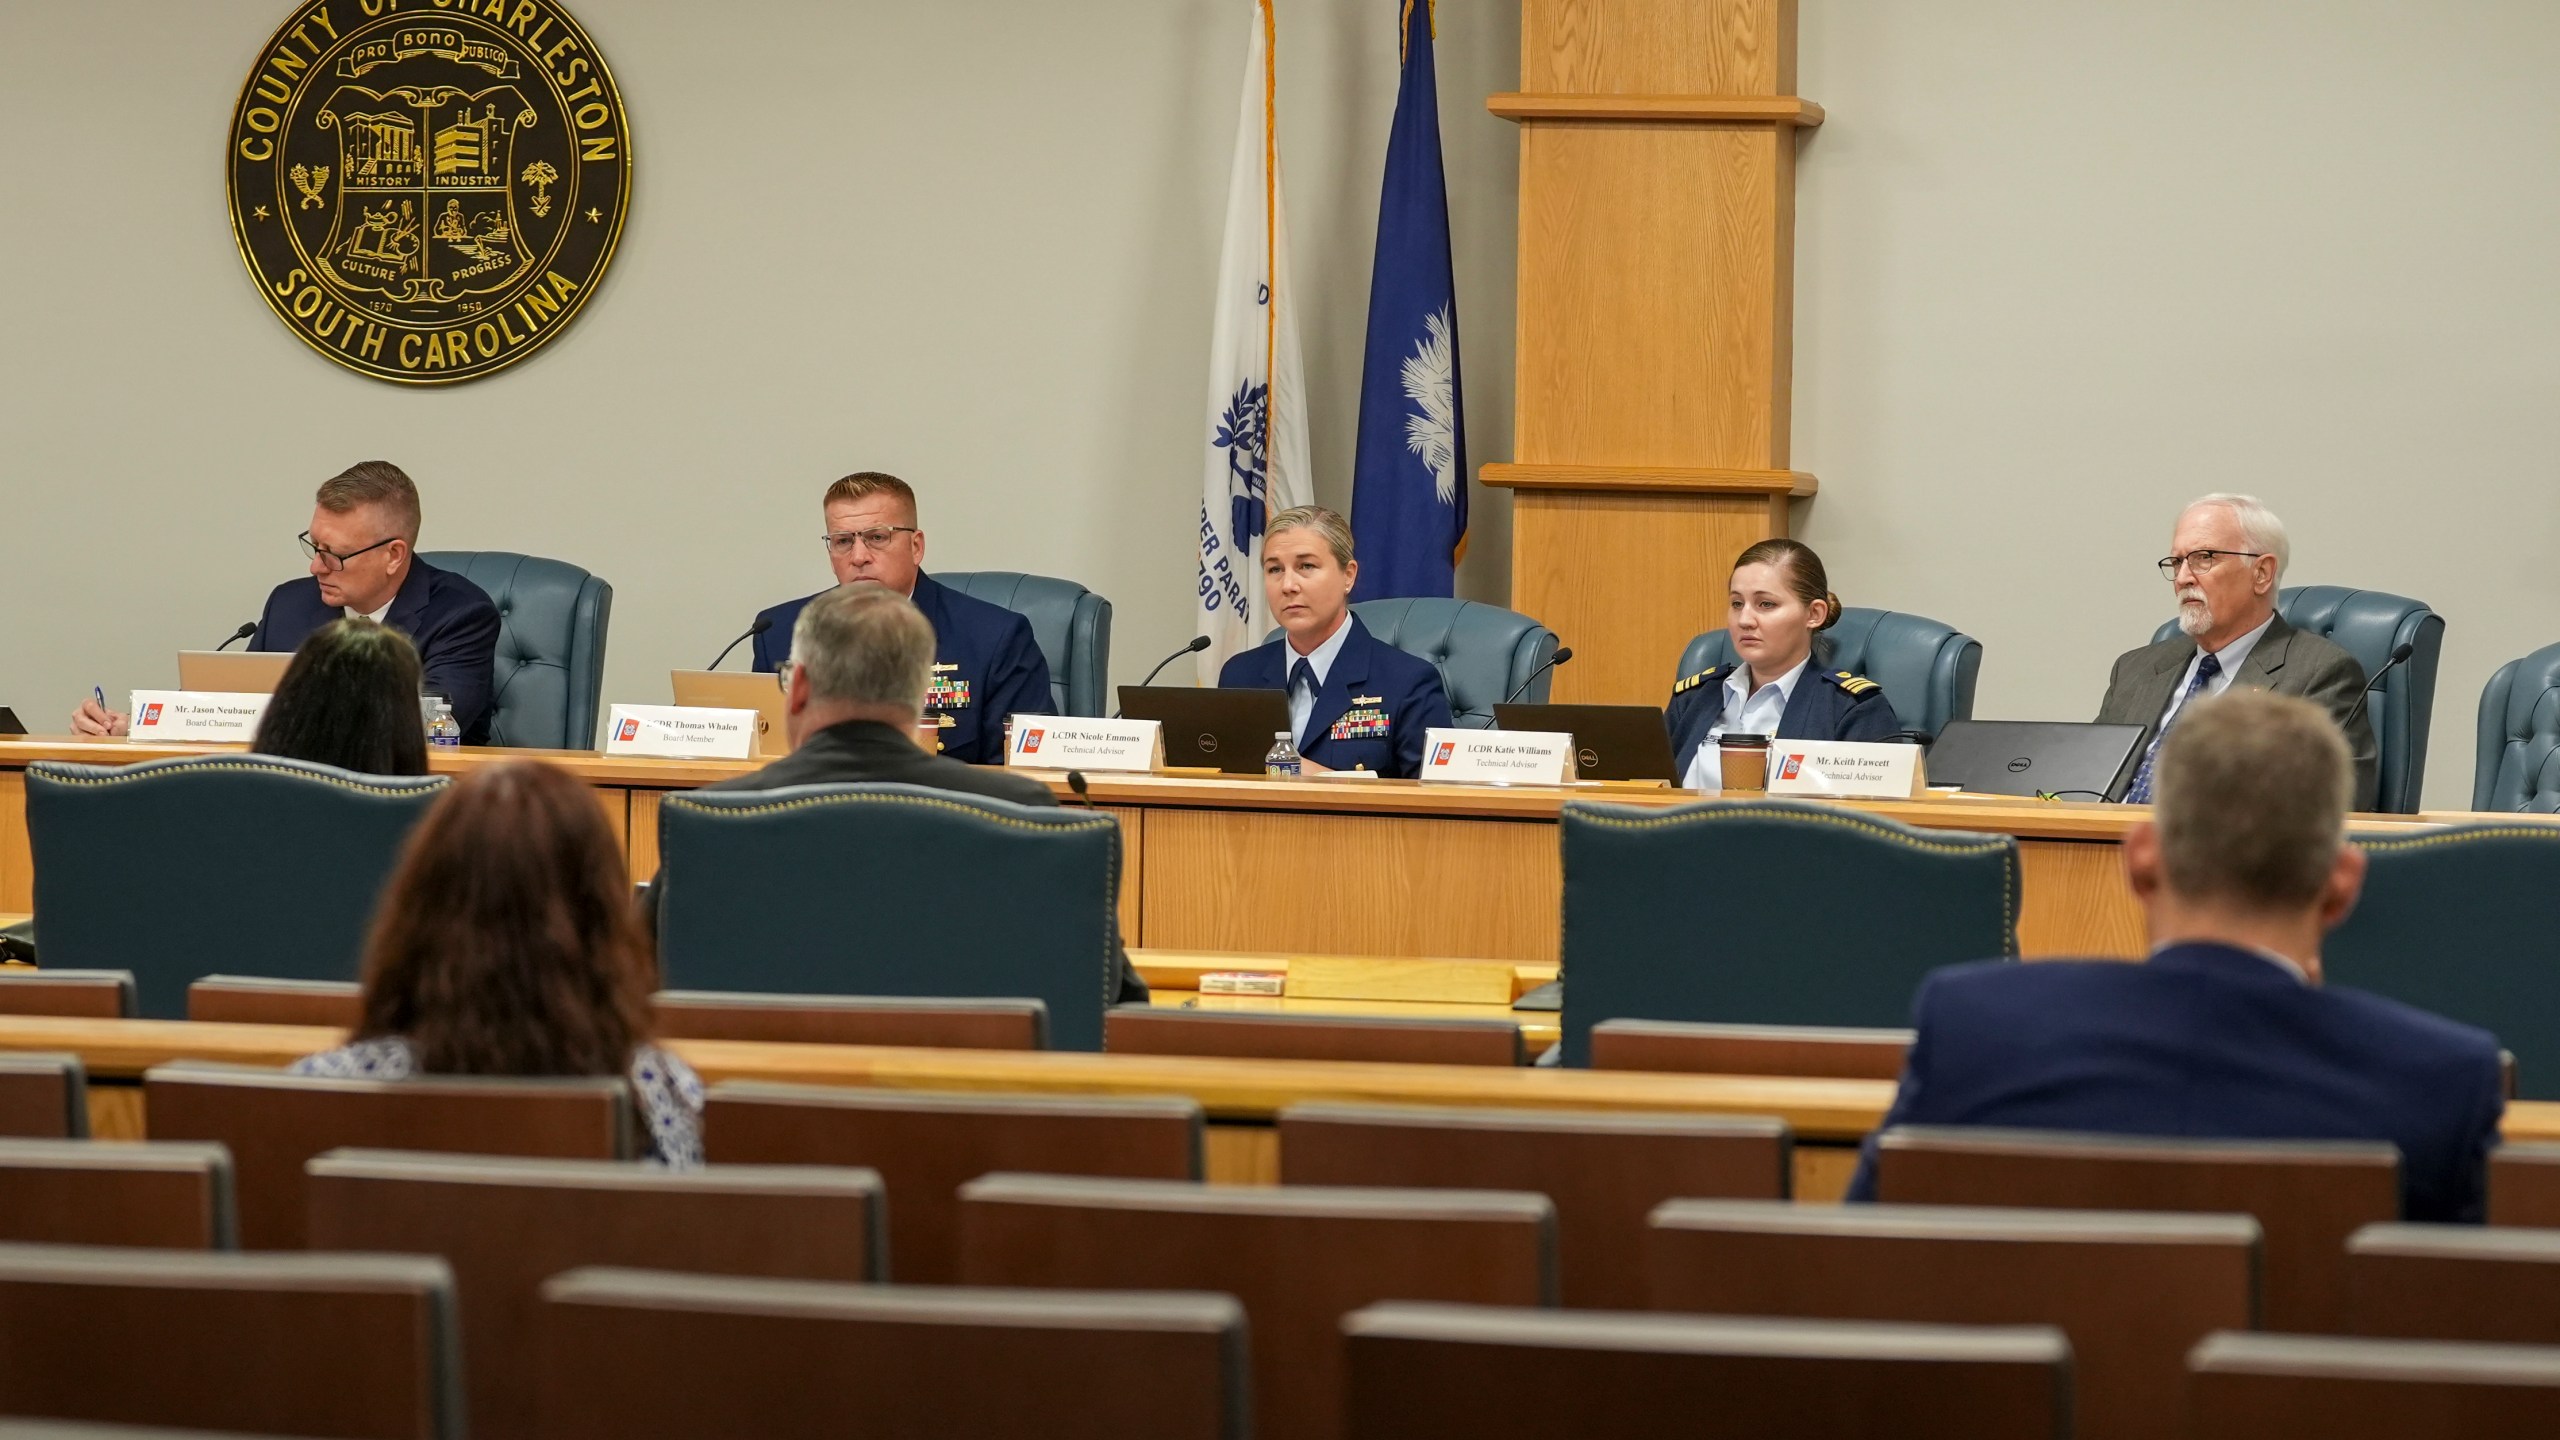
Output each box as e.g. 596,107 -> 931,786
1140,807 -> 1563,963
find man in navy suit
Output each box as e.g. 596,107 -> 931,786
73,461 -> 499,744
750,471 -> 1049,766
1848,688 -> 2503,1222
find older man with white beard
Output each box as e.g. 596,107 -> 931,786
2097,494 -> 2379,809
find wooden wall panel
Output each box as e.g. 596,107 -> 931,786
1514,489 -> 1788,703
1140,810 -> 1561,963
1516,122 -> 1789,468
1522,0 -> 1796,96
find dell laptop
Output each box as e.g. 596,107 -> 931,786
1925,719 -> 2146,801
1493,703 -> 1679,782
1117,687 -> 1291,775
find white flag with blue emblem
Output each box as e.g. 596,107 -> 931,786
1194,0 -> 1312,682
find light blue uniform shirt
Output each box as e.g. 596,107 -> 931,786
1681,655 -> 1809,791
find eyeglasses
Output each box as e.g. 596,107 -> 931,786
774,661 -> 794,694
2156,549 -> 2267,580
300,531 -> 398,572
823,526 -> 917,557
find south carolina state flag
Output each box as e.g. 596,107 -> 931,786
1349,0 -> 1465,598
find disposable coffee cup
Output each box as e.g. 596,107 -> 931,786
1718,732 -> 1771,793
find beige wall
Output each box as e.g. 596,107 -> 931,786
0,0 -> 1519,730
7,0 -> 2552,810
1793,1 -> 2560,810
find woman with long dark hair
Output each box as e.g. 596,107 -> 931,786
252,617 -> 430,776
291,761 -> 702,1166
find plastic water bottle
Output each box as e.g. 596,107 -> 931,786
1264,730 -> 1302,778
429,701 -> 461,748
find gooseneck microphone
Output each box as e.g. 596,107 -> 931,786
705,617 -> 773,672
214,622 -> 257,651
2338,641 -> 2417,734
1136,635 -> 1213,688
1500,647 -> 1575,706
1114,635 -> 1215,716
1065,771 -> 1094,808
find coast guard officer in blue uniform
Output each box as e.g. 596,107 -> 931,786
750,471 -> 1050,765
70,461 -> 500,744
1667,539 -> 1899,788
1218,505 -> 1451,779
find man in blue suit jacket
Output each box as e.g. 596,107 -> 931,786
1848,689 -> 2503,1223
750,472 -> 1049,766
72,461 -> 500,745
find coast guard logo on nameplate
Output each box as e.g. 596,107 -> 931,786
1778,754 -> 1804,781
1431,741 -> 1455,767
227,0 -> 630,383
1022,728 -> 1045,754
616,717 -> 639,742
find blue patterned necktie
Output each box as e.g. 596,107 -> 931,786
2124,652 -> 2222,804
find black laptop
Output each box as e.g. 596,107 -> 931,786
1116,687 -> 1293,775
1924,720 -> 2146,800
1493,703 -> 1679,782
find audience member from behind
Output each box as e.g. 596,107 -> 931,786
1848,688 -> 2502,1220
250,618 -> 429,776
647,581 -> 1145,1001
294,761 -> 703,1167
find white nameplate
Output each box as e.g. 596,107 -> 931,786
1419,727 -> 1575,785
1006,716 -> 1163,774
128,690 -> 267,742
1766,740 -> 1929,799
600,704 -> 758,760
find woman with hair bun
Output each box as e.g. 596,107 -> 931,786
1667,539 -> 1902,790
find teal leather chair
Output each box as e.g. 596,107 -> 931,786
2325,823 -> 2560,1099
1267,598 -> 1560,728
1678,608 -> 1980,741
422,550 -> 612,749
25,757 -> 448,1019
654,784 -> 1122,1050
2149,586 -> 2442,814
1557,799 -> 2019,1066
939,571 -> 1113,718
2473,642 -> 2560,811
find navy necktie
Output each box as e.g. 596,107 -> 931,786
2125,651 -> 2222,804
1290,658 -> 1316,697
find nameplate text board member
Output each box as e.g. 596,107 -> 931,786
2100,492 -> 2378,809
1666,538 -> 1900,790
750,471 -> 1049,765
1849,689 -> 2503,1223
1218,505 -> 1452,779
72,460 -> 500,744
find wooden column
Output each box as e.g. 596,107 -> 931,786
1482,0 -> 1822,705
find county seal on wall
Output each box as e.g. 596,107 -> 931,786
227,0 -> 630,383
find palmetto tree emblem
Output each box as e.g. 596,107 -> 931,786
519,160 -> 558,219
1403,306 -> 1459,503
1213,380 -> 1271,552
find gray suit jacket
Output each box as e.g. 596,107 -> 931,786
2098,613 -> 2380,811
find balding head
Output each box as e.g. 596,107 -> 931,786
2126,687 -> 2366,979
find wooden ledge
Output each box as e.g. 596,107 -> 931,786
1487,93 -> 1824,127
1479,463 -> 1818,498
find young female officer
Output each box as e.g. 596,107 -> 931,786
1219,505 -> 1453,778
1667,538 -> 1902,789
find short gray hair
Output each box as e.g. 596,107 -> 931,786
2183,493 -> 2289,582
317,460 -> 421,542
1264,505 -> 1355,569
2153,689 -> 2349,910
788,584 -> 935,713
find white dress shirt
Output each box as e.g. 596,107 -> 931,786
1285,612 -> 1354,747
344,599 -> 393,624
1682,655 -> 1809,791
2157,613 -> 2274,732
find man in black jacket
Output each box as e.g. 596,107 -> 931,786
647,582 -> 1143,1001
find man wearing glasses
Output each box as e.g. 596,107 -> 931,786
2097,492 -> 2377,809
748,471 -> 1050,765
70,460 -> 499,743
